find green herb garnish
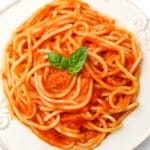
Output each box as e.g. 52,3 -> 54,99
47,46 -> 87,75
48,52 -> 65,69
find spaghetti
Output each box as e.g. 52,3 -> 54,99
2,0 -> 142,149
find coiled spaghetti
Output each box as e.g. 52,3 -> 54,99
2,0 -> 142,149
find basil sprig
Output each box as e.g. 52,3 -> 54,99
48,46 -> 87,75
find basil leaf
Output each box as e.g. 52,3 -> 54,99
64,46 -> 87,75
47,46 -> 87,75
47,52 -> 65,69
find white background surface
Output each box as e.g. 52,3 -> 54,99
129,1 -> 150,150
0,0 -> 150,150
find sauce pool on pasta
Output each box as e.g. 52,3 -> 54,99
2,0 -> 142,149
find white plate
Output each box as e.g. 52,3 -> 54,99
0,0 -> 150,150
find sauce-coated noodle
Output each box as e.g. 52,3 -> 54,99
2,0 -> 142,149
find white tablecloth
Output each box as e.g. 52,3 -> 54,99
0,0 -> 150,150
